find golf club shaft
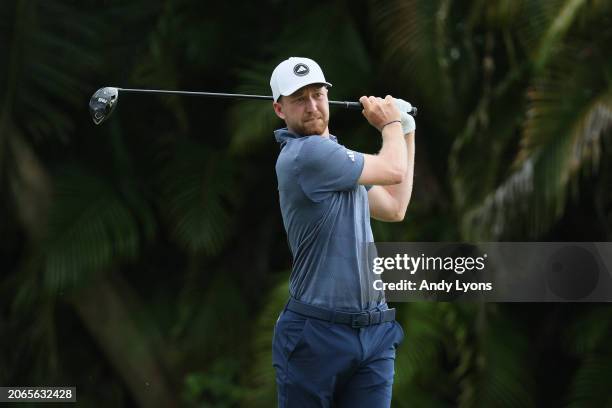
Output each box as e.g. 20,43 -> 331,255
116,88 -> 416,114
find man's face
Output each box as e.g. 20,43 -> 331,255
273,84 -> 330,136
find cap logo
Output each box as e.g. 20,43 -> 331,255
293,63 -> 310,76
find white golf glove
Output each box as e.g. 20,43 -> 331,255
395,98 -> 416,134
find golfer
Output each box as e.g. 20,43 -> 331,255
270,57 -> 415,407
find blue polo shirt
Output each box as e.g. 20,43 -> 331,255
274,128 -> 385,312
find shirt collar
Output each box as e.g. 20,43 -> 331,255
274,128 -> 338,147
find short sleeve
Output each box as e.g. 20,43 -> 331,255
296,137 -> 364,202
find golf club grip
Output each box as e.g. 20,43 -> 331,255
330,101 -> 363,110
330,101 -> 417,117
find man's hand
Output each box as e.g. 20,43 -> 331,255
359,95 -> 401,132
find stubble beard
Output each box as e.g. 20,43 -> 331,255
291,114 -> 329,136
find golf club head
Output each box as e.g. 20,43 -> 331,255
89,87 -> 119,125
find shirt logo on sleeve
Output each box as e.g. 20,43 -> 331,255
346,149 -> 355,162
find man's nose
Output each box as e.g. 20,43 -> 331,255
304,96 -> 317,112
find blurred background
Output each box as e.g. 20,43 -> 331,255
1,0 -> 612,406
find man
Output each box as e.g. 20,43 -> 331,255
270,57 -> 415,408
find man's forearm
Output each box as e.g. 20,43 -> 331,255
379,122 -> 408,177
381,132 -> 415,217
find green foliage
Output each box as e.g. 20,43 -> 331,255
229,1 -> 374,153
463,16 -> 612,239
182,360 -> 246,408
241,276 -> 290,407
392,303 -> 457,407
0,1 -> 100,144
563,306 -> 612,407
42,164 -> 156,293
1,1 -> 612,407
159,138 -> 238,255
457,308 -> 536,408
566,352 -> 612,407
377,0 -> 612,240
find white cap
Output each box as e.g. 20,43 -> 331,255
270,57 -> 332,102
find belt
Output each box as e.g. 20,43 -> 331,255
286,298 -> 396,328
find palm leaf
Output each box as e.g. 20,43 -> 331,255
241,276 -> 290,408
565,352 -> 612,407
229,2 -> 373,153
392,302 -> 459,407
42,164 -> 155,293
171,273 -> 252,406
172,272 -> 250,364
0,1 -> 104,241
130,3 -> 189,132
562,306 -> 612,358
0,1 -> 103,144
463,35 -> 612,239
449,69 -> 528,214
0,279 -> 60,384
531,0 -> 587,72
158,138 -> 238,256
372,0 -> 482,129
457,306 -> 536,408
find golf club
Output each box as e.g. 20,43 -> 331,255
89,87 -> 417,125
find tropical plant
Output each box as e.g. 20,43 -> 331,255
372,0 -> 612,406
1,0 -> 611,407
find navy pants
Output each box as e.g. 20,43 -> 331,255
272,305 -> 405,407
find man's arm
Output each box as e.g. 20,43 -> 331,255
357,96 -> 408,186
368,131 -> 415,222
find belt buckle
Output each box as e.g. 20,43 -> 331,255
351,312 -> 370,328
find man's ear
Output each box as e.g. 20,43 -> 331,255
273,101 -> 285,120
